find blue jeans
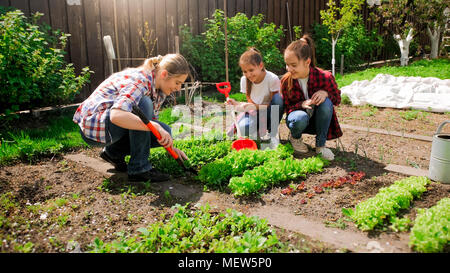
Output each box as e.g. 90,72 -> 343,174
80,96 -> 171,175
286,97 -> 333,147
238,93 -> 284,139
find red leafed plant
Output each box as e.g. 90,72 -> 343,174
281,182 -> 306,196
320,171 -> 365,191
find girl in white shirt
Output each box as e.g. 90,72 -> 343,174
226,48 -> 284,148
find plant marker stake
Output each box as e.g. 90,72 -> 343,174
131,105 -> 197,175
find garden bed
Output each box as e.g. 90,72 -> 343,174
0,105 -> 449,253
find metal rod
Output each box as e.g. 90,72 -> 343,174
224,0 -> 229,83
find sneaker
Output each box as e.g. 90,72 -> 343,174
289,134 -> 309,153
128,169 -> 171,183
316,147 -> 335,161
269,136 -> 280,149
100,149 -> 127,172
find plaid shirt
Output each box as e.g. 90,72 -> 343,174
73,68 -> 166,143
280,66 -> 343,140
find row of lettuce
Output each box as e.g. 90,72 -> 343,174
343,176 -> 449,253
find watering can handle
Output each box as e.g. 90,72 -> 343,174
216,82 -> 231,98
436,120 -> 450,134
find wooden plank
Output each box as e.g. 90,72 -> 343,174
267,0 -> 274,23
9,0 -> 30,16
142,0 -> 156,57
29,0 -> 50,25
188,0 -> 199,36
252,0 -> 260,16
155,0 -> 167,54
304,0 -> 310,31
260,0 -> 267,22
116,0 -> 131,68
0,0 -> 10,7
340,124 -> 433,142
66,0 -> 88,99
198,0 -> 208,33
273,0 -> 280,26
384,164 -> 429,178
178,0 -> 189,28
227,0 -> 235,17
244,0 -> 251,17
100,0 -> 116,76
129,0 -> 145,65
236,0 -> 244,15
208,0 -> 217,17
217,0 -> 224,12
292,0 -> 299,29
48,0 -> 70,63
84,0 -> 104,89
167,0 -> 178,53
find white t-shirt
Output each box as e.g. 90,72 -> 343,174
298,78 -> 309,99
240,71 -> 280,105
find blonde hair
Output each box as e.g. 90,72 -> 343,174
143,53 -> 191,79
239,47 -> 265,97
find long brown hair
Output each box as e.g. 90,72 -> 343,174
239,47 -> 265,97
281,34 -> 316,93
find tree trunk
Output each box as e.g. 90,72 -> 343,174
427,24 -> 441,59
394,28 -> 414,66
332,38 -> 337,76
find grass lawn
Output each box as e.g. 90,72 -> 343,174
335,58 -> 450,88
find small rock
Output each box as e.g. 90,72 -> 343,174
366,241 -> 384,253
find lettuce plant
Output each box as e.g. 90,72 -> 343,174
409,198 -> 449,253
197,144 -> 294,189
228,156 -> 328,197
342,176 -> 430,231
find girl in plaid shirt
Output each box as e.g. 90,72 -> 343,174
73,54 -> 190,182
281,35 -> 343,160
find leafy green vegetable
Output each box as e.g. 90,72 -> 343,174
343,176 -> 430,231
89,203 -> 283,253
146,138 -> 232,176
197,144 -> 294,189
409,198 -> 449,253
228,156 -> 328,197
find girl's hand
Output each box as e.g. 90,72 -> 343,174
310,90 -> 328,106
225,98 -> 238,106
302,99 -> 314,109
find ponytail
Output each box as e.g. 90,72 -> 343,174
143,55 -> 163,70
282,34 -> 317,93
142,53 -> 191,79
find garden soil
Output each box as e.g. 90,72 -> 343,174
1,105 -> 449,253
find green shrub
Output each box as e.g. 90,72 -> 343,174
181,10 -> 284,90
0,10 -> 92,119
312,21 -> 383,71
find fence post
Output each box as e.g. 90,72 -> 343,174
340,55 -> 344,76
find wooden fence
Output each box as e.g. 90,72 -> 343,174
1,0 -> 383,99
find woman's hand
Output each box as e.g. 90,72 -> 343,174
302,99 -> 314,109
310,90 -> 328,106
171,147 -> 189,161
154,123 -> 173,148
